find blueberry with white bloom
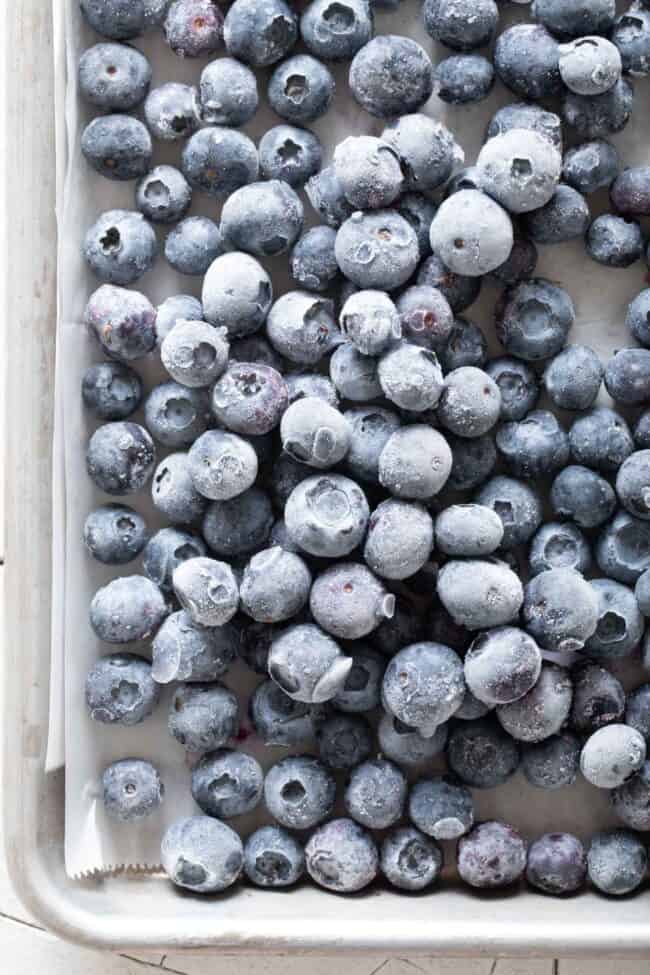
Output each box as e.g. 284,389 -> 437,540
240,547 -> 311,623
102,759 -> 163,823
382,114 -> 462,193
487,101 -> 563,150
165,217 -> 223,276
161,321 -> 228,389
497,663 -> 573,743
523,569 -> 598,652
494,24 -> 562,101
437,560 -> 524,631
143,527 -> 206,592
523,184 -> 590,244
259,125 -> 322,188
163,0 -> 224,58
333,646 -> 385,713
153,611 -> 237,684
82,115 -> 152,181
136,165 -> 191,225
86,653 -> 160,725
585,578 -> 644,660
380,827 -> 443,892
611,6 -> 650,77
587,214 -> 644,268
569,408 -> 634,473
84,210 -> 157,286
267,291 -> 340,365
528,522 -> 591,577
168,682 -> 238,753
458,822 -> 527,890
334,136 -> 403,211
349,35 -> 434,118
423,0 -> 498,51
562,78 -> 634,139
588,829 -> 647,896
318,713 -> 373,770
264,755 -> 335,829
223,0 -> 297,67
495,278 -> 574,361
202,252 -> 272,338
581,724 -> 646,789
280,397 -> 350,469
430,190 -> 513,277
300,0 -> 373,62
379,425 -> 452,500
526,833 -> 587,896
221,179 -> 304,257
605,348 -> 650,406
345,759 -> 407,830
192,748 -> 263,818
305,166 -> 353,229
612,761 -> 650,831
285,474 -> 369,558
144,382 -> 209,448
79,43 -> 152,111
543,345 -> 603,411
335,209 -> 419,291
82,362 -> 143,420
485,358 -> 539,422
477,129 -> 562,214
434,55 -> 495,105
571,662 -> 626,736
80,0 -> 169,39
408,775 -> 474,841
268,54 -> 334,124
85,284 -> 156,360
521,732 -> 580,790
438,367 -> 501,438
344,407 -> 400,484
162,816 -> 243,893
418,253 -> 481,314
447,717 -> 520,789
151,452 -> 207,527
268,622 -> 352,703
87,422 -> 156,496
382,641 -> 465,736
396,286 -> 454,350
305,819 -> 378,893
464,627 -> 542,706
244,827 -> 305,888
290,226 -> 339,293
439,318 -> 488,373
364,499 -> 434,580
144,82 -> 200,142
181,127 -> 258,199
496,410 -> 570,479
330,346 -> 382,403
84,503 -> 148,565
198,57 -> 258,127
476,475 -> 543,549
562,139 -> 619,194
596,510 -> 650,584
250,679 -> 324,748
156,294 -> 202,345
435,505 -> 503,558
173,557 -> 239,627
188,431 -> 258,502
310,563 -> 394,640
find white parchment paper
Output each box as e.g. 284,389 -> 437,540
53,0 -> 650,877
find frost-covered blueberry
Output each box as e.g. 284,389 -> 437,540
80,0 -> 169,38
408,775 -> 474,841
563,78 -> 634,139
434,54 -> 495,104
495,278 -> 574,361
339,290 -> 400,357
417,252 -> 481,313
264,754 -> 335,829
523,569 -> 598,653
626,683 -> 650,743
491,234 -> 539,287
521,731 -> 581,790
142,527 -> 205,593
305,166 -> 353,229
382,114 -> 461,194
330,346 -> 381,403
435,505 -> 503,558
268,54 -> 334,126
559,36 -> 621,97
335,209 -> 419,291
532,0 -> 615,38
259,125 -> 322,188
379,425 -> 452,500
485,358 -> 538,422
79,42 -> 152,111
497,663 -> 573,743
612,7 -> 650,78
605,349 -> 650,405
612,760 -> 650,830
587,214 -> 643,268
144,82 -> 200,142
136,166 -> 191,225
345,759 -> 406,830
636,570 -> 650,617
181,127 -> 258,199
550,466 -> 616,530
286,372 -> 338,409
478,129 -> 562,215
188,430 -> 257,502
349,34 -> 434,118
617,450 -> 650,523
429,190 -> 513,277
165,217 -> 223,276
192,748 -> 263,818
455,690 -> 492,722
82,361 -> 143,421
447,717 -> 520,788
588,829 -> 647,896
84,503 -> 147,566
563,139 -> 619,197
224,0 -> 297,66
523,184 -> 590,244
285,474 -> 369,558
173,557 -> 239,627
162,815 -> 243,893
569,408 -> 634,474
82,115 -> 152,181
211,363 -> 288,438
380,827 -> 443,892
231,337 -> 283,375
221,180 -> 303,257
163,0 -> 224,57
529,522 -> 591,577
244,826 -> 305,888
333,137 -> 402,211
626,289 -> 650,348
156,295 -> 202,346
497,410 -> 569,479
84,210 -> 157,286
102,759 -> 163,822
364,499 -> 434,580
439,318 -> 488,373
305,818 -> 378,893
378,344 -> 443,413
464,627 -> 542,707
317,712 -> 373,769
526,833 -> 587,896
476,475 -> 543,549
396,286 -> 454,351
332,646 -> 384,713
300,0 -> 373,61
151,452 -> 207,527
597,509 -> 650,584
87,421 -> 156,496
378,712 -> 447,766
161,321 -> 228,390
280,397 -> 350,470
250,679 -> 323,747
267,292 -> 339,366
269,622 -> 352,703
585,578 -> 644,660
240,547 -> 311,623
570,662 -> 626,736
310,563 -> 393,640
543,345 -> 603,411
494,24 -> 562,101
581,724 -> 646,789
438,367 -> 501,439
153,610 -> 237,684
423,0 -> 497,50
168,682 -> 238,752
86,653 -> 160,725
202,252 -> 272,338
290,227 -> 339,294
458,821 -> 527,889
382,642 -> 465,736
487,101 -> 563,150
437,560 -> 523,631
144,382 -> 209,448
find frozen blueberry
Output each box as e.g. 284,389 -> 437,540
378,712 -> 447,766
280,398 -> 350,470
163,0 -> 223,57
485,358 -> 538,422
86,421 -> 156,496
310,563 -> 393,640
84,210 -> 157,286
336,209 -> 419,291
439,318 -> 487,373
142,527 -> 205,593
478,129 -> 562,215
382,114 -> 462,194
581,724 -> 646,789
434,54 -> 494,104
244,826 -> 305,888
529,522 -> 591,577
476,475 -> 543,549
430,190 -> 513,277
563,78 -> 634,139
636,569 -> 650,617
378,345 -> 444,413
192,748 -> 263,818
144,82 -> 200,142
151,452 -> 207,527
268,54 -> 334,125
264,754 -> 335,829
458,821 -> 527,889
80,0 -> 168,38
588,829 -> 647,896
524,184 -> 590,244
380,827 -> 443,892
349,34 -> 433,118
286,372 -> 338,409
585,578 -> 644,661
345,758 -> 406,830
605,349 -> 650,406
79,42 -> 152,111
382,641 -> 465,736
569,408 -> 634,474
221,180 -> 303,257
626,683 -> 650,743
437,560 -> 523,632
334,136 -> 402,211
173,557 -> 239,627
616,450 -> 650,524
267,292 -> 339,365
342,406 -> 400,484
305,818 -> 378,893
202,252 -> 272,339
290,227 -> 339,294
497,663 -> 573,743
597,509 -> 650,584
490,235 -> 539,287
259,125 -> 322,189
395,287 -> 454,352
211,362 -> 288,438
82,115 -> 152,181
86,653 -> 160,725
570,662 -> 626,736
612,760 -> 650,830
162,815 -> 243,893
417,253 -> 481,314
84,503 -> 147,566
102,759 -> 163,823
521,731 -> 581,790
494,24 -> 562,101
550,466 -> 615,531
285,474 -> 369,558
231,336 -> 283,374
626,289 -> 650,348
339,290 -> 400,357
305,166 -> 353,229
496,278 -> 574,362
188,430 -> 257,502
156,295 -> 202,345
612,7 -> 650,77
269,622 -> 352,704
182,128 -> 258,200
136,166 -> 191,226
240,547 -> 311,624
329,346 -> 381,404
435,505 -> 503,559
587,214 -> 643,268
543,345 -> 603,411
364,499 -> 433,580
300,0 -> 373,62
487,102 -> 563,151
379,425 -> 452,500
423,0 -> 498,51
317,712 -> 372,770
448,717 -> 520,788
523,569 -> 598,653
224,0 -> 297,67
408,775 -> 474,841
563,139 -> 619,196
532,0 -> 615,39
161,321 -> 228,390
464,627 -> 542,707
144,382 -> 208,449
331,646 -> 384,713
250,679 -> 323,747
198,56 -> 258,127
85,289 -> 155,368
497,410 -> 569,479
168,682 -> 238,752
204,489 -> 273,560
82,362 -> 142,422
559,36 -> 621,97
164,217 -> 222,276
526,833 -> 587,896
438,367 -> 501,439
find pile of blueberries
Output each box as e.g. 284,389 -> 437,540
79,0 -> 650,899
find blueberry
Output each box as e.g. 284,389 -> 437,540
569,408 -> 634,474
259,125 -> 322,189
612,760 -> 650,830
585,578 -> 645,661
198,57 -> 258,127
172,557 -> 239,628
524,569 -> 598,654
79,43 -> 152,111
267,292 -> 339,365
268,54 -> 334,124
434,54 -> 495,104
597,509 -> 650,584
458,821 -> 527,889
156,294 -> 203,345
280,398 -> 350,471
182,127 -> 258,199
231,336 -> 284,373
529,522 -> 591,577
586,213 -> 644,268
168,682 -> 238,753
224,0 -> 297,67
341,408 -> 400,488
83,503 -> 147,566
329,346 -> 381,403
378,712 -> 447,765
102,759 -> 163,822
240,546 -> 311,623
192,747 -> 263,818
290,227 -> 339,294
560,37 -> 622,98
250,679 -> 323,747
269,622 -> 352,704
305,818 -> 378,893
570,662 -> 626,736
395,290 -> 452,354
626,683 -> 650,742
479,130 -> 562,216
144,382 -> 209,448
380,827 -> 443,891
141,527 -> 204,594
476,475 -> 543,549
563,140 -> 619,197
335,209 -> 419,291
382,114 -> 461,193
188,430 -> 258,501
464,626 -> 542,707
439,318 -> 488,373
151,452 -> 207,527
349,34 -> 433,118
301,0 -> 373,61
80,0 -> 166,39
345,759 -> 406,830
588,829 -> 648,896
339,289 -> 401,358
264,754 -> 335,829
285,474 -> 369,558
211,363 -> 288,439
487,102 -> 563,150
423,0 -> 498,51
543,345 -> 604,411
524,184 -> 590,244
526,833 -> 587,896
82,362 -> 142,423
438,560 -> 523,631
611,7 -> 650,77
221,180 -> 303,257
532,0 -> 615,39
164,217 -> 223,277
563,78 -> 634,139
581,724 -> 646,789
163,0 -> 224,58
605,348 -> 650,405
490,235 -> 539,287
447,434 -> 497,491
521,731 -> 581,790
438,367 -> 501,439
497,410 -> 570,479
161,321 -> 228,390
436,505 -> 502,559
417,253 -> 481,313
409,775 -> 474,841
364,499 -> 433,580
244,826 -> 305,888
550,466 -> 615,531
496,278 -> 574,362
494,24 -> 562,101
379,425 -> 452,500
161,816 -> 243,893
430,190 -> 513,277
202,252 -> 273,338
82,115 -> 152,181
334,136 -> 403,211
87,421 -> 156,496
497,662 -> 573,743
84,210 -> 157,286
86,653 -> 160,725
136,166 -> 191,226
318,713 -> 373,769
484,358 -> 537,422
636,569 -> 650,617
144,82 -> 200,142
448,717 -> 520,788
332,646 -> 384,713
305,166 -> 353,229
617,450 -> 650,523
379,344 -> 444,413
310,562 -> 393,640
382,641 -> 465,735
626,289 -> 650,348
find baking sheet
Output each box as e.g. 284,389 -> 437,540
53,0 -> 650,878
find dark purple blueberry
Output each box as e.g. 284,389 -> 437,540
526,833 -> 587,896
611,166 -> 650,217
570,662 -> 626,735
211,362 -> 289,436
164,0 -> 224,57
458,821 -> 527,889
86,421 -> 156,496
